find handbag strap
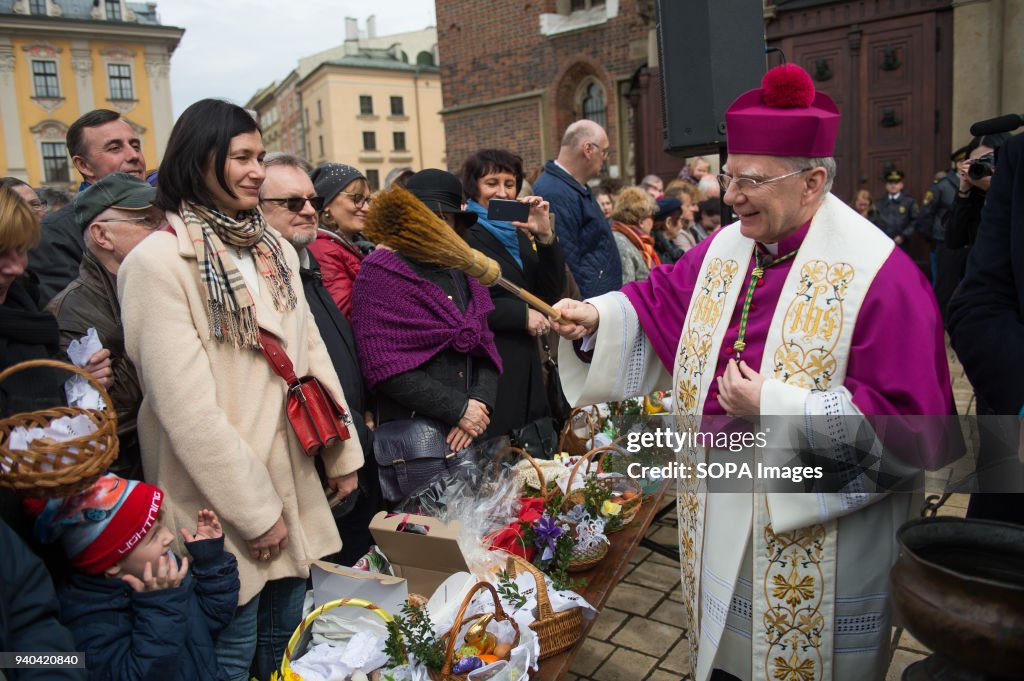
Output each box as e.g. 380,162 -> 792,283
259,329 -> 299,388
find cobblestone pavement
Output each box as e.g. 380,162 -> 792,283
566,342 -> 974,681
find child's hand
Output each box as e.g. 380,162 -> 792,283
180,508 -> 222,542
122,554 -> 189,592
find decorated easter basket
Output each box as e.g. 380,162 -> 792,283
0,359 -> 118,498
562,444 -> 643,533
272,597 -> 396,681
501,446 -> 609,572
559,406 -> 600,457
505,553 -> 585,660
429,581 -> 521,681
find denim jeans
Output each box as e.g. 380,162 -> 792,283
215,577 -> 307,681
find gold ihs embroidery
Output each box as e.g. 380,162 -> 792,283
773,260 -> 854,390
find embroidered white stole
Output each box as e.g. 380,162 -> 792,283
671,194 -> 894,681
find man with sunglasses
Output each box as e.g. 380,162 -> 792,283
47,173 -> 166,479
551,65 -> 955,681
259,153 -> 376,566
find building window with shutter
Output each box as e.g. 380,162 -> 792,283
32,60 -> 60,98
366,169 -> 379,191
108,64 -> 133,100
42,142 -> 69,183
105,0 -> 122,20
362,131 -> 376,151
359,95 -> 373,115
390,96 -> 404,116
393,132 -> 406,151
316,100 -> 322,123
318,135 -> 324,157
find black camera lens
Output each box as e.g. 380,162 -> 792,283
968,156 -> 994,181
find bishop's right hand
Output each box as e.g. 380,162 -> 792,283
551,299 -> 599,340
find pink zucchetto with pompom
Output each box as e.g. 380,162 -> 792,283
725,64 -> 840,157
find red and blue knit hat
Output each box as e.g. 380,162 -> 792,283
725,64 -> 840,158
26,473 -> 163,575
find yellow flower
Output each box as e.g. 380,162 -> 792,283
601,500 -> 622,517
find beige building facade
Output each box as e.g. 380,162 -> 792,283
299,57 -> 443,189
247,20 -> 444,190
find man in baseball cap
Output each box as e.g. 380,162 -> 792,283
47,173 -> 165,480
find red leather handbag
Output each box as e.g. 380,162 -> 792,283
259,329 -> 351,456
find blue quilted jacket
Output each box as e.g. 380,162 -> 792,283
533,161 -> 622,298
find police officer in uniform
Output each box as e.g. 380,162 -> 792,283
919,149 -> 967,284
874,169 -> 919,247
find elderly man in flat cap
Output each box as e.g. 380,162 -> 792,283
551,65 -> 958,681
47,172 -> 166,478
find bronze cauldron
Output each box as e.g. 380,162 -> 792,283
890,517 -> 1024,677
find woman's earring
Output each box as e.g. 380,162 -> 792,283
321,209 -> 334,228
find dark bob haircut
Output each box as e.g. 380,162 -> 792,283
155,99 -> 261,212
460,149 -> 524,202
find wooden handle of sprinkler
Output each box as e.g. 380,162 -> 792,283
494,277 -> 562,321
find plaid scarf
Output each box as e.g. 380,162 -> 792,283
180,201 -> 297,349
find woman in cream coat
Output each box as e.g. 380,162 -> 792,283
118,99 -> 363,681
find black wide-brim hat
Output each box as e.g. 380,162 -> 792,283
405,168 -> 477,232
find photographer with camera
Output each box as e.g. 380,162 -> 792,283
945,133 -> 1010,250
936,133 -> 1012,325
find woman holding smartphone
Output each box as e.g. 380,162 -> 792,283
460,149 -> 565,455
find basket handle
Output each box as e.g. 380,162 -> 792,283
498,445 -> 550,501
441,581 -> 516,677
561,443 -> 635,513
505,553 -> 555,620
0,358 -> 115,415
278,597 -> 395,676
558,405 -> 598,453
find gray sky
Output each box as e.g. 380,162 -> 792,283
159,0 -> 437,117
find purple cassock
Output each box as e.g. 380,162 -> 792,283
620,219 -> 957,470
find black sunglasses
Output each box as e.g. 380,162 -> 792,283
261,196 -> 325,213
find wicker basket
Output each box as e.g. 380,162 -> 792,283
0,359 -> 118,498
430,581 -> 520,681
563,444 -> 643,533
567,538 -> 608,573
559,406 -> 600,457
505,554 -> 584,660
273,597 -> 395,680
501,445 -> 563,501
500,446 -> 608,572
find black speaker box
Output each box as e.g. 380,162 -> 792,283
656,0 -> 767,156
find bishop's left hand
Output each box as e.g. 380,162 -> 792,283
717,359 -> 765,418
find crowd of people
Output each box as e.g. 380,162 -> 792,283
0,59 -> 1018,681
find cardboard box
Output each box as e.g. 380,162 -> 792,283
309,560 -> 409,611
369,511 -> 470,596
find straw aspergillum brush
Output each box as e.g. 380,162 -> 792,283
363,185 -> 562,321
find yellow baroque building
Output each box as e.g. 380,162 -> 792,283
0,0 -> 183,188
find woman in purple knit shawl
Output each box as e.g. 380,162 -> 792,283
350,169 -> 502,455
